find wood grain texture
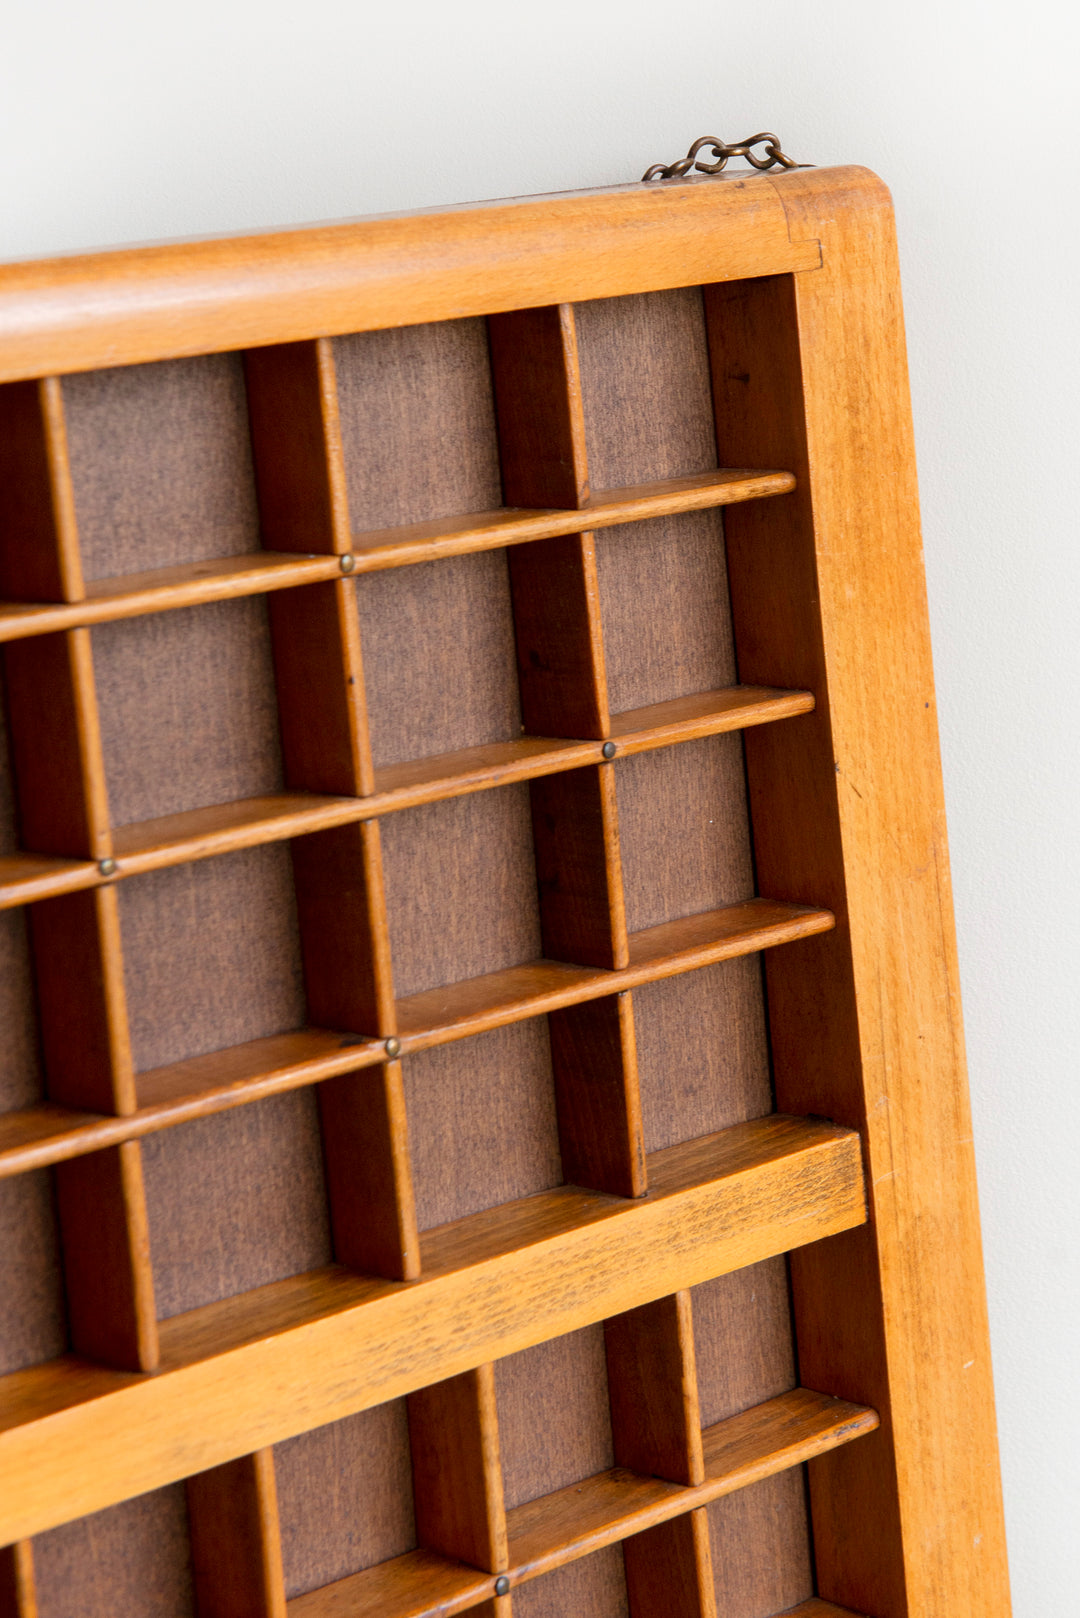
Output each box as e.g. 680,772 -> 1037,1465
319,1061 -> 419,1281
605,1291 -> 703,1486
244,340 -> 350,555
0,468 -> 794,648
707,165 -> 1009,1615
548,993 -> 644,1199
408,1364 -> 507,1572
0,1543 -> 36,1618
530,765 -> 627,970
0,377 -> 82,602
621,1508 -> 715,1618
186,1449 -> 286,1618
706,1469 -> 813,1617
0,1116 -> 866,1541
269,582 -> 373,797
496,1325 -> 614,1512
287,1548 -> 490,1618
30,888 -> 134,1114
0,175 -> 821,384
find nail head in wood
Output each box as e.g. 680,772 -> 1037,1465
495,1577 -> 510,1596
98,857 -> 117,877
602,741 -> 617,759
384,1036 -> 401,1059
339,554 -> 356,573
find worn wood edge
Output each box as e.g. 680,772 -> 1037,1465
0,171 -> 835,381
286,1391 -> 877,1615
0,469 -> 794,644
505,1388 -> 878,1584
0,1116 -> 865,1541
0,899 -> 832,1177
0,689 -> 813,906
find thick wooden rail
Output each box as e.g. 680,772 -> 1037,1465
0,898 -> 832,1177
0,684 -> 812,910
287,1389 -> 877,1616
0,1114 -> 865,1543
0,468 -> 793,644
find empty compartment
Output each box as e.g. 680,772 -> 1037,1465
334,318 -> 501,534
358,549 -> 522,768
94,597 -> 283,828
496,1323 -> 614,1508
119,844 -> 305,1075
514,1549 -> 629,1618
692,1259 -> 797,1426
275,1402 -> 415,1599
0,1170 -> 67,1374
63,355 -> 260,583
381,787 -> 540,999
405,1020 -> 561,1231
34,1483 -> 195,1618
141,1091 -> 330,1318
707,1470 -> 813,1618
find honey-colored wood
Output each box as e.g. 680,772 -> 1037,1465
0,1542 -> 36,1618
705,166 -> 1009,1615
0,378 -> 82,603
407,1364 -> 508,1572
287,1548 -> 491,1618
0,470 -> 795,646
621,1509 -> 715,1618
53,1140 -> 159,1372
245,340 -> 350,556
548,993 -> 645,1198
187,1448 -> 287,1618
0,1116 -> 865,1540
0,684 -> 812,911
530,764 -> 627,970
0,178 -> 822,383
318,1060 -> 418,1281
605,1291 -> 703,1486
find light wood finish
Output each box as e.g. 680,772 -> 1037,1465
0,469 -> 795,645
0,684 -> 813,910
408,1364 -> 508,1573
187,1448 -> 287,1618
0,177 -> 821,383
0,166 -> 1006,1617
0,898 -> 831,1179
705,165 -> 1009,1615
0,1115 -> 864,1541
0,1543 -> 36,1618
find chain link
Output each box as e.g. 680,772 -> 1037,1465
642,132 -> 806,182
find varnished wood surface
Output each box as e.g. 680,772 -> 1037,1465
0,1115 -> 865,1541
187,1449 -> 287,1618
0,468 -> 794,646
285,1389 -> 874,1618
0,174 -> 824,383
0,684 -> 811,911
0,899 -> 830,1178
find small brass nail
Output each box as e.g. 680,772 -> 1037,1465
384,1036 -> 401,1059
339,554 -> 356,574
602,741 -> 617,760
495,1577 -> 510,1597
98,857 -> 117,877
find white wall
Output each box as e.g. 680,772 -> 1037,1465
2,2 -> 1077,1608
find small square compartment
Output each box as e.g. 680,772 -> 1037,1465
120,845 -> 305,1076
513,1550 -> 630,1618
93,597 -> 284,828
495,1323 -> 614,1509
33,1483 -> 195,1618
380,787 -> 540,1001
63,353 -> 261,583
275,1404 -> 415,1599
405,1021 -> 562,1231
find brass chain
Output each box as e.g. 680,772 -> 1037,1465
641,132 -> 806,182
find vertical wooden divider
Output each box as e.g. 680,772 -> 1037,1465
0,1542 -> 37,1618
605,1290 -> 716,1618
186,1450 -> 286,1618
488,306 -> 645,1198
407,1364 -> 510,1615
245,339 -> 418,1282
0,378 -> 158,1374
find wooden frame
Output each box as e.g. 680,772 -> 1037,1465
0,165 -> 1008,1618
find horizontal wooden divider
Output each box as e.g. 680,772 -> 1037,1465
0,1114 -> 865,1543
0,468 -> 794,643
0,684 -> 813,910
0,898 -> 833,1178
284,1390 -> 876,1618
